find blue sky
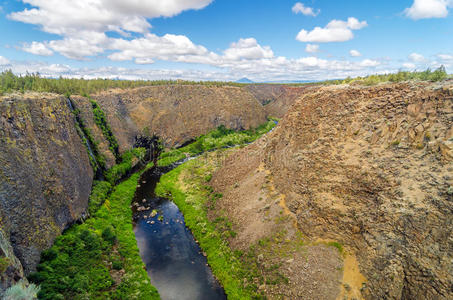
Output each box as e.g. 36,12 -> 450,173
0,0 -> 452,81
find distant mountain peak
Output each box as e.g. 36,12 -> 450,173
236,77 -> 254,83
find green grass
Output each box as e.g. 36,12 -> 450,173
327,242 -> 344,254
88,181 -> 112,216
155,158 -> 264,299
158,119 -> 277,167
105,148 -> 146,184
29,172 -> 159,300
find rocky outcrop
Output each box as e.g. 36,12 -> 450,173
90,85 -> 270,150
0,93 -> 93,290
212,82 -> 453,299
71,95 -> 117,168
246,84 -> 316,118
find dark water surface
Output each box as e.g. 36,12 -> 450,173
133,165 -> 226,300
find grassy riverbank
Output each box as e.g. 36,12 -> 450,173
156,151 -> 266,299
157,119 -> 276,167
29,173 -> 159,300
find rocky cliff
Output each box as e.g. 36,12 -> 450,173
0,93 -> 93,292
246,84 -> 315,118
212,81 -> 453,299
90,85 -> 272,150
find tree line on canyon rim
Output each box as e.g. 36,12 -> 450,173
0,66 -> 450,96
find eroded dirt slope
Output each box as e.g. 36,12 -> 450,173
212,82 -> 453,299
0,93 -> 92,290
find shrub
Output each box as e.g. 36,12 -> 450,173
40,249 -> 57,262
102,226 -> 117,245
4,280 -> 40,300
0,257 -> 10,273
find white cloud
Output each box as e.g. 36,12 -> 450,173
0,56 -> 10,65
1,55 -> 392,82
349,49 -> 361,57
6,1 -> 398,81
292,2 -> 320,17
305,44 -> 319,53
408,52 -> 425,62
359,59 -> 380,67
296,17 -> 367,43
9,0 -> 213,36
403,62 -> 416,69
22,41 -> 53,56
438,54 -> 453,61
404,0 -> 453,20
107,33 -> 217,64
224,38 -> 274,60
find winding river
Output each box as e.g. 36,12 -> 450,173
132,162 -> 226,300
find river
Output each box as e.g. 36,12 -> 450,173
132,163 -> 227,300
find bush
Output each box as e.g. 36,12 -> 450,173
0,257 -> 10,273
102,226 -> 117,245
40,249 -> 57,262
4,280 -> 40,300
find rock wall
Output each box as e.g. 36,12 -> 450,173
213,82 -> 453,299
71,95 -> 117,168
0,93 -> 93,291
246,84 -> 316,118
91,85 -> 271,150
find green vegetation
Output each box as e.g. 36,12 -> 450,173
158,119 -> 277,166
319,66 -> 449,86
3,280 -> 40,300
327,241 -> 344,254
29,172 -> 159,300
70,102 -> 107,173
0,256 -> 10,273
155,157 -> 264,299
156,151 -> 304,299
89,99 -> 120,160
0,70 -> 246,96
105,148 -> 146,184
88,181 -> 112,216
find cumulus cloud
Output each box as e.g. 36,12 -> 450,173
359,59 -> 380,67
292,2 -> 320,17
296,17 -> 367,43
9,0 -> 213,35
349,49 -> 361,57
107,33 -> 215,64
0,56 -> 10,65
224,38 -> 274,60
1,54 -> 392,82
403,62 -> 416,69
305,44 -> 319,53
404,0 -> 453,20
6,1 -> 395,81
408,52 -> 425,62
22,41 -> 53,56
438,54 -> 453,61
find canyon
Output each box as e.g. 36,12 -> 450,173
0,81 -> 452,299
